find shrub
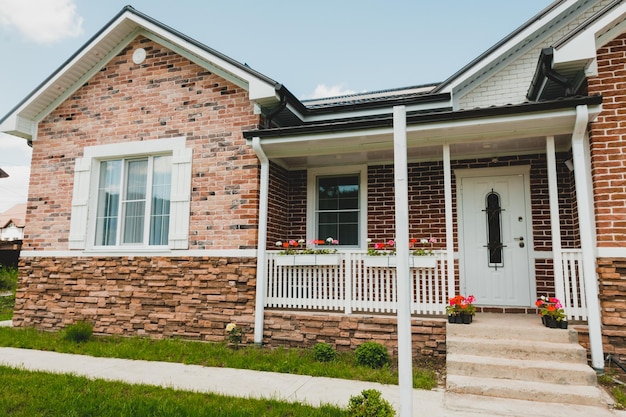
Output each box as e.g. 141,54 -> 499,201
354,341 -> 389,369
313,342 -> 336,362
0,267 -> 18,292
63,321 -> 93,343
347,389 -> 395,417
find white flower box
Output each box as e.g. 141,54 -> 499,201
363,255 -> 437,268
274,254 -> 341,266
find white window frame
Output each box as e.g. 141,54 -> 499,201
306,165 -> 368,249
69,137 -> 192,252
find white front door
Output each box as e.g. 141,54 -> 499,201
459,171 -> 532,306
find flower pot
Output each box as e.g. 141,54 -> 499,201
447,315 -> 457,324
559,320 -> 568,329
544,316 -> 558,328
461,313 -> 472,324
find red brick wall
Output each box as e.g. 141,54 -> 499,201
588,33 -> 626,248
27,36 -> 261,251
268,156 -> 577,296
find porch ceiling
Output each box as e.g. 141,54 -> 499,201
260,107 -> 581,170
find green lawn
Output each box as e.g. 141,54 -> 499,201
0,366 -> 346,417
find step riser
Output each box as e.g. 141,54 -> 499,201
447,379 -> 605,407
447,360 -> 597,385
447,340 -> 587,363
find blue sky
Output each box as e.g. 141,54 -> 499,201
0,0 -> 553,212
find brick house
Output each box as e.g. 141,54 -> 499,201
1,1 -> 625,371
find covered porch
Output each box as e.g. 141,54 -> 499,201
245,95 -> 604,369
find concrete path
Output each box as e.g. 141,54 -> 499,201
0,344 -> 624,416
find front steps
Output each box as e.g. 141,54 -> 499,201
445,313 -> 609,409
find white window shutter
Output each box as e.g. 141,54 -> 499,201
168,147 -> 192,249
68,157 -> 92,249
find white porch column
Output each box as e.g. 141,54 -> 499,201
546,136 -> 565,306
252,137 -> 269,345
393,105 -> 413,417
443,144 -> 455,298
572,105 -> 604,371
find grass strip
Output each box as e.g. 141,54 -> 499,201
0,327 -> 439,389
0,366 -> 346,417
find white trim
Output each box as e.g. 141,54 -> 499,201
597,247 -> 626,258
252,137 -> 269,345
546,136 -> 565,306
69,136 -> 191,252
20,249 -> 257,258
306,164 -> 368,249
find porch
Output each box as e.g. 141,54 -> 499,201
262,249 -> 589,321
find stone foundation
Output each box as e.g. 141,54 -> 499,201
262,310 -> 446,358
598,257 -> 626,362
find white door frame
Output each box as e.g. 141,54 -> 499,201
455,165 -> 536,305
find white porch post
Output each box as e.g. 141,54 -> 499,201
252,137 -> 269,345
572,105 -> 604,371
546,136 -> 565,305
393,105 -> 413,417
443,144 -> 455,298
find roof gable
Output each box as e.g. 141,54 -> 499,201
0,6 -> 279,140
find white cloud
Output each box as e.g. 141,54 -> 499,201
0,0 -> 83,44
306,84 -> 356,99
0,133 -> 31,213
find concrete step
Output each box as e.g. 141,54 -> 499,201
446,374 -> 608,408
447,316 -> 578,344
447,353 -> 598,385
445,391 -> 615,416
447,336 -> 588,363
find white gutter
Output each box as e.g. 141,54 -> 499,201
443,144 -> 455,297
393,106 -> 413,417
252,137 -> 269,345
572,105 -> 603,371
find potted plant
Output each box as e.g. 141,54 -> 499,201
446,294 -> 476,324
225,322 -> 244,349
535,296 -> 567,329
274,238 -> 340,266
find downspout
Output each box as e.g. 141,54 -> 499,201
572,104 -> 604,371
252,137 -> 269,345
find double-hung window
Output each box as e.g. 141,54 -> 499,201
308,166 -> 366,248
69,137 -> 192,252
95,155 -> 172,247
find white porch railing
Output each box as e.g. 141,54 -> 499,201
265,249 -> 590,320
265,251 -> 449,315
559,249 -> 588,321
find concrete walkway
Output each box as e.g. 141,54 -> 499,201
0,338 -> 624,416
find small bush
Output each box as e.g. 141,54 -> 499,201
313,342 -> 336,362
0,267 -> 18,292
347,389 -> 395,417
63,321 -> 93,343
354,341 -> 389,369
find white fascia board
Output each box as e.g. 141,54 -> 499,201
554,3 -> 626,66
0,114 -> 34,139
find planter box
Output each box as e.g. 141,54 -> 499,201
274,254 -> 341,266
363,255 -> 437,268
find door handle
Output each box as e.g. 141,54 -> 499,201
513,236 -> 524,248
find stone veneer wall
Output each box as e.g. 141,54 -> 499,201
263,311 -> 446,358
15,256 -> 258,340
597,258 -> 626,362
15,256 -> 446,358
